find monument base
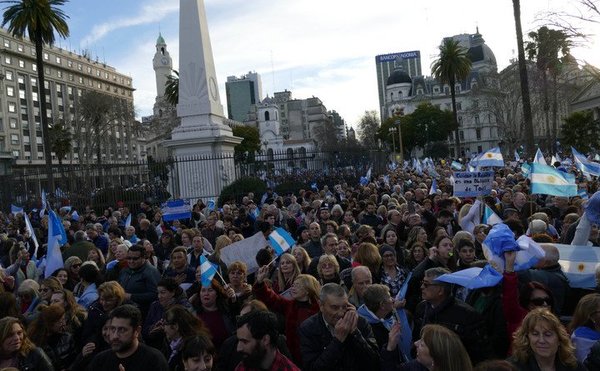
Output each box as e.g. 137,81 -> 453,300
163,117 -> 242,201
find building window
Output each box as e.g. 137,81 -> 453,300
8,102 -> 16,113
68,60 -> 73,68
458,116 -> 463,126
456,102 -> 462,111
455,85 -> 461,93
476,128 -> 481,140
10,118 -> 17,129
55,56 -> 61,64
18,60 -> 25,68
475,115 -> 480,124
32,63 -> 37,72
3,39 -> 9,48
433,86 -> 440,94
459,131 -> 464,140
57,70 -> 62,78
43,52 -> 49,60
6,86 -> 14,97
4,56 -> 11,64
12,150 -> 19,157
444,86 -> 450,95
5,71 -> 13,81
11,134 -> 19,145
17,43 -> 23,52
79,77 -> 83,84
77,63 -> 82,71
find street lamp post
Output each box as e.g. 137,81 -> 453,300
389,127 -> 397,153
395,119 -> 403,162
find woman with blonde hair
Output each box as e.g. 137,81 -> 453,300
291,246 -> 311,274
316,254 -> 340,285
253,266 -> 320,366
510,308 -> 585,370
208,234 -> 231,276
354,242 -> 382,283
50,289 -> 87,343
273,253 -> 301,294
569,293 -> 600,362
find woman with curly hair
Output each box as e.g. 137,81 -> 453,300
568,293 -> 600,362
0,316 -> 53,370
510,308 -> 585,370
50,289 -> 87,345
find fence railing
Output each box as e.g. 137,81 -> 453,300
0,148 -> 389,212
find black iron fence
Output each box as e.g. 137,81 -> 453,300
0,148 -> 388,212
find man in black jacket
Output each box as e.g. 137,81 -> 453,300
413,267 -> 491,365
299,283 -> 379,371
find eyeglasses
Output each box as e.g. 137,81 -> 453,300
530,297 -> 552,306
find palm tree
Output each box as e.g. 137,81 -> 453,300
164,70 -> 179,106
526,26 -> 571,147
431,38 -> 472,157
512,0 -> 535,158
1,0 -> 70,192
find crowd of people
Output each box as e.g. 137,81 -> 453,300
0,159 -> 600,371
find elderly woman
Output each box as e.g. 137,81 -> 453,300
16,279 -> 41,321
254,266 -> 320,366
510,308 -> 585,370
27,304 -> 77,370
227,261 -> 252,302
80,281 -> 126,344
273,253 -> 301,294
316,254 -> 340,285
105,243 -> 129,281
5,242 -> 38,288
0,316 -> 53,370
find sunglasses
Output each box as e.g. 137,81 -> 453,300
530,297 -> 552,306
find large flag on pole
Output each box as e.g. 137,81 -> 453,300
44,210 -> 67,277
530,163 -> 577,197
572,147 -> 600,176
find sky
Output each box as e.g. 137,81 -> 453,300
51,0 -> 600,127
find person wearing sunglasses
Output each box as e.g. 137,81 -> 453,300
502,250 -> 557,352
118,244 -> 161,316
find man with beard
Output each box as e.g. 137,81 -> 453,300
89,304 -> 168,371
235,310 -> 299,371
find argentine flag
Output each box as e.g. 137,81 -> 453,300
268,227 -> 295,256
451,161 -> 463,171
521,163 -> 531,178
10,205 -> 23,215
24,212 -> 39,257
530,163 -> 577,197
572,147 -> 600,177
125,213 -> 132,228
40,189 -> 47,217
476,147 -> 504,167
482,205 -> 502,226
199,255 -> 218,287
429,178 -> 438,195
550,155 -> 557,166
533,148 -> 547,165
555,244 -> 600,289
44,210 -> 68,277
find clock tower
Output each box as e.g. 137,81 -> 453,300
153,32 -> 172,98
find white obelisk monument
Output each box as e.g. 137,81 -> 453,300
164,0 -> 242,200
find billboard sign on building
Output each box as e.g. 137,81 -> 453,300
376,50 -> 420,63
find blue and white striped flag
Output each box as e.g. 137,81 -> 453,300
24,212 -> 39,257
521,163 -> 531,178
125,213 -> 132,228
268,227 -> 295,256
572,147 -> 600,176
429,178 -> 438,195
578,189 -> 589,200
10,205 -> 23,215
483,205 -> 502,226
451,161 -> 463,171
207,199 -> 216,211
530,163 -> 577,197
533,148 -> 547,165
555,244 -> 600,289
44,210 -> 67,277
199,255 -> 218,287
476,147 -> 504,167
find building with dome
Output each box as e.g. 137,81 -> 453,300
375,50 -> 422,120
381,31 -> 501,157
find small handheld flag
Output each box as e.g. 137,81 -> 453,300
482,205 -> 502,226
533,148 -> 547,165
429,178 -> 438,195
125,214 -> 132,228
268,227 -> 295,256
199,255 -> 218,287
476,147 -> 504,167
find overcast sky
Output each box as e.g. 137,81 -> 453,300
56,0 -> 600,127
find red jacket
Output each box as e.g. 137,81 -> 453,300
502,271 -> 527,352
253,282 -> 319,365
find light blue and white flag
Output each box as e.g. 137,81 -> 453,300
414,159 -> 423,175
482,205 -> 502,226
514,150 -> 521,162
476,147 -> 504,167
534,148 -> 547,165
207,199 -> 216,211
451,161 -> 463,171
40,189 -> 47,217
199,255 -> 218,287
44,210 -> 67,277
365,166 -> 372,181
161,199 -> 192,222
573,147 -> 600,177
555,244 -> 600,289
24,212 -> 39,257
521,163 -> 531,178
436,264 -> 502,289
578,189 -> 589,199
10,205 -> 23,215
550,155 -> 557,166
429,178 -> 438,195
530,163 -> 577,197
71,210 -> 80,221
124,213 -> 132,228
55,187 -> 66,199
268,227 -> 296,256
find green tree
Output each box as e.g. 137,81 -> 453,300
526,26 -> 571,145
2,0 -> 70,191
49,121 -> 71,166
561,110 -> 600,153
357,110 -> 380,148
512,0 -> 535,157
232,125 -> 260,160
164,70 -> 179,106
431,38 -> 472,156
